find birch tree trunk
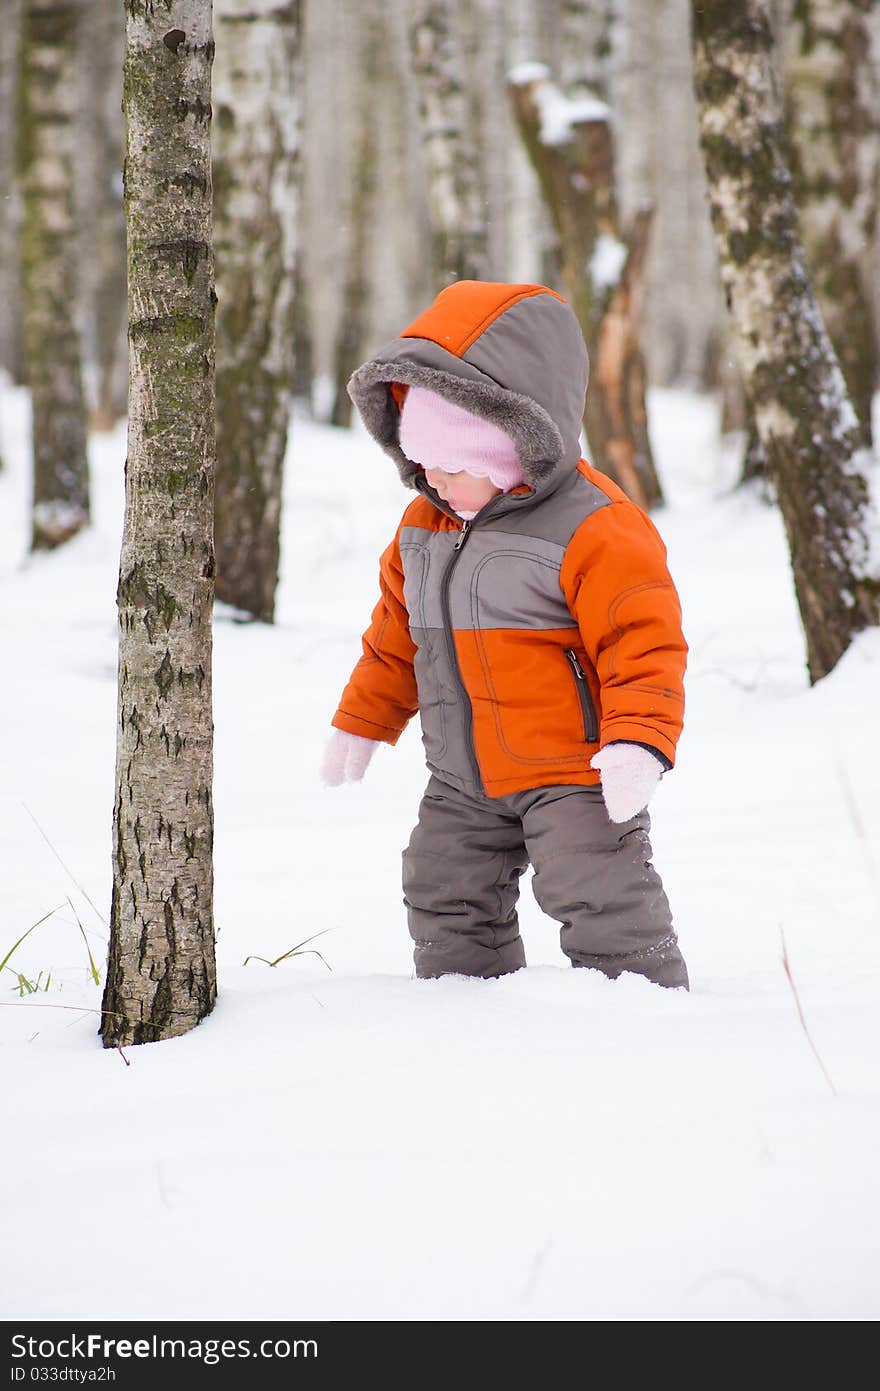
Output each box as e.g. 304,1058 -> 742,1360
501,0 -> 549,284
0,0 -> 16,470
213,0 -> 302,623
384,0 -> 436,314
560,0 -> 615,100
291,255 -> 314,405
18,0 -> 89,550
459,0 -> 508,276
617,0 -> 723,391
102,3 -> 217,1048
733,0 -> 791,480
73,0 -> 127,429
783,0 -> 880,447
509,62 -> 663,508
91,0 -> 127,429
0,0 -> 24,388
691,0 -> 880,682
329,0 -> 380,428
408,0 -> 491,286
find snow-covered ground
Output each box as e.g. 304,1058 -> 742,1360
1,381 -> 878,1321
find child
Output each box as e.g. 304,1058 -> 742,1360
322,280 -> 689,989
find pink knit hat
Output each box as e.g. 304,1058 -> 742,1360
398,385 -> 524,492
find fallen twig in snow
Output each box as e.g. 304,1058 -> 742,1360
780,928 -> 837,1097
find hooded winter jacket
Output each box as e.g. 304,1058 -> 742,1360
332,281 -> 687,799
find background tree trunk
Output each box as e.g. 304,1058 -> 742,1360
102,3 -> 217,1048
615,0 -> 722,390
408,0 -> 491,286
691,0 -> 880,682
783,0 -> 880,448
329,0 -> 381,429
290,254 -> 314,406
459,0 -> 508,277
212,0 -> 303,623
89,0 -> 127,430
509,62 -> 663,508
0,0 -> 25,391
18,0 -> 90,550
560,0 -> 615,100
501,0 -> 550,284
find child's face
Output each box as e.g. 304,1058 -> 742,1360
422,465 -> 502,518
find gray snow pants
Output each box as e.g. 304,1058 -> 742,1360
402,774 -> 688,989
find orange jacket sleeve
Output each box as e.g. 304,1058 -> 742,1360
560,501 -> 687,766
331,527 -> 419,745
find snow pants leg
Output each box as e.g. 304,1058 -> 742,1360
402,775 -> 530,979
403,775 -> 688,988
511,783 -> 688,989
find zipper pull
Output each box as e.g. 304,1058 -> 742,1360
454,521 -> 471,551
566,648 -> 586,680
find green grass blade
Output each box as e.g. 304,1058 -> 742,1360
66,897 -> 101,985
0,905 -> 65,975
243,929 -> 333,971
22,803 -> 109,929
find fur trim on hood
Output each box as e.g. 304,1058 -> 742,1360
347,281 -> 589,494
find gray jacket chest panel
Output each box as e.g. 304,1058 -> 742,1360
399,526 -> 576,633
484,468 -> 612,544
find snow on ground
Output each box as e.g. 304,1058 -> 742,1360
1,382 -> 878,1321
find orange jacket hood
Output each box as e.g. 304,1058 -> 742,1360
347,281 -> 590,497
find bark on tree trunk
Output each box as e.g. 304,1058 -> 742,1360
291,254 -> 314,406
18,0 -> 90,550
459,0 -> 507,277
509,63 -> 663,508
560,0 -> 615,100
589,206 -> 658,507
0,0 -> 24,388
408,0 -> 491,286
784,0 -> 880,447
691,0 -> 880,682
329,0 -> 380,429
102,2 -> 217,1048
501,0 -> 549,284
614,0 -> 722,391
213,0 -> 302,623
91,0 -> 127,430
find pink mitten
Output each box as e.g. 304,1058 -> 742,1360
321,729 -> 379,787
590,743 -> 664,823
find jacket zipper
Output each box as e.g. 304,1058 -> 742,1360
440,521 -> 483,789
564,648 -> 599,743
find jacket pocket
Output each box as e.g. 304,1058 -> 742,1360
564,648 -> 598,743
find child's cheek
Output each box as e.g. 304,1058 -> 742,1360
461,477 -> 493,507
